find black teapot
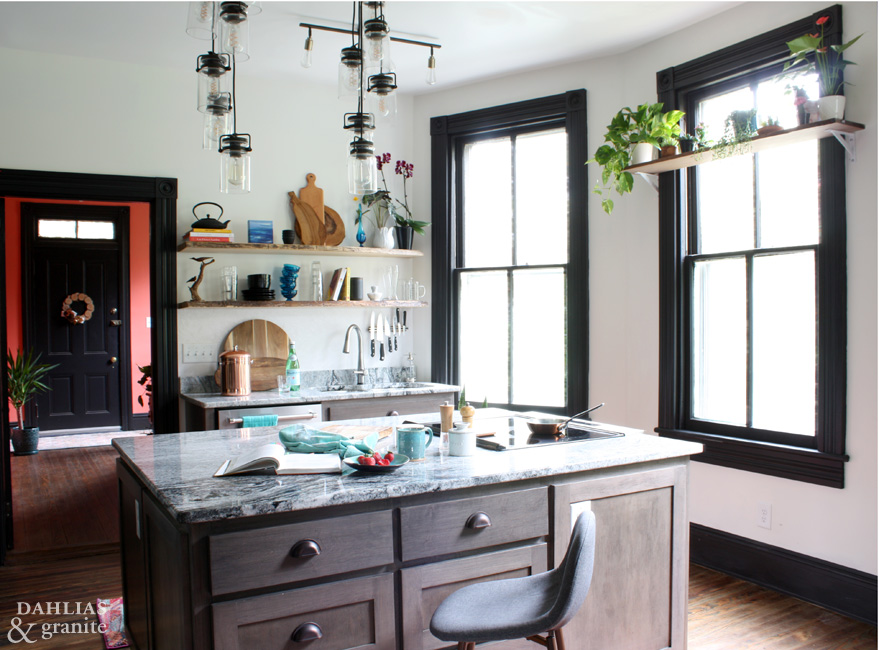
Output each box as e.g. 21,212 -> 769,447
191,202 -> 231,230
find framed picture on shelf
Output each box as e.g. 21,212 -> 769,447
248,220 -> 274,244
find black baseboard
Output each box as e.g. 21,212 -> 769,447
129,414 -> 151,431
691,523 -> 877,625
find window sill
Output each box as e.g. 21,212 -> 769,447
655,428 -> 847,488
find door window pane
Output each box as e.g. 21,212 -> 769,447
692,257 -> 747,425
38,219 -> 77,238
459,271 -> 509,403
515,129 -> 568,265
77,220 -> 116,240
512,268 -> 565,406
752,252 -> 816,435
463,138 -> 512,268
757,141 -> 819,248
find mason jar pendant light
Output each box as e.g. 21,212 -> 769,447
367,72 -> 397,118
218,1 -> 250,62
219,55 -> 252,193
363,17 -> 390,65
203,92 -> 231,150
338,45 -> 362,98
186,1 -> 216,40
196,51 -> 231,113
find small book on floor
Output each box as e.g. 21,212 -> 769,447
214,443 -> 342,476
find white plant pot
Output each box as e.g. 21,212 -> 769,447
631,142 -> 656,165
374,226 -> 395,250
818,95 -> 846,121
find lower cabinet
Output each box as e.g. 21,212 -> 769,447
211,574 -> 396,650
400,545 -> 547,650
323,392 -> 455,420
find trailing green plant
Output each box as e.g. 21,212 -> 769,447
588,102 -> 685,214
7,348 -> 57,430
712,109 -> 757,160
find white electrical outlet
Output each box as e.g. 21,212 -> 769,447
757,501 -> 772,529
183,344 -> 217,363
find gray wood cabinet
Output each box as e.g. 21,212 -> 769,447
323,392 -> 455,421
118,455 -> 692,649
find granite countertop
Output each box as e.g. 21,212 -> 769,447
180,381 -> 460,409
113,411 -> 703,525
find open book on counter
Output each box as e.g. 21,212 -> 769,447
214,443 -> 342,476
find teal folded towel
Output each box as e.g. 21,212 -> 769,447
279,425 -> 378,459
241,414 -> 279,428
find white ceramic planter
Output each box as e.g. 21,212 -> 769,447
818,95 -> 846,121
374,226 -> 395,249
631,142 -> 656,165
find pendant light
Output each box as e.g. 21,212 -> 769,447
203,92 -> 231,150
426,46 -> 437,85
218,1 -> 250,62
338,45 -> 362,98
347,1 -> 376,194
196,51 -> 231,113
301,27 -> 314,68
367,72 -> 397,118
219,55 -> 252,193
186,1 -> 216,40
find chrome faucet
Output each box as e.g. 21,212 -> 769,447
343,324 -> 367,385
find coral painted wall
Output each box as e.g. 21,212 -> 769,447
4,197 -> 152,423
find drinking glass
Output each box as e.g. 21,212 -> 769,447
312,261 -> 323,301
222,266 -> 238,301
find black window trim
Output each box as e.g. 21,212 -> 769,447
430,90 -> 589,415
655,5 -> 848,488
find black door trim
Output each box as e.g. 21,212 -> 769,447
20,202 -> 133,432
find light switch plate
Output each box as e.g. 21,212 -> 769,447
183,343 -> 217,364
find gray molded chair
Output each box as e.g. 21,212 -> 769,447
429,510 -> 597,650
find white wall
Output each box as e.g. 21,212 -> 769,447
412,1 -> 877,574
0,45 -> 423,379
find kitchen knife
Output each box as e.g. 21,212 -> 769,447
384,312 -> 393,352
378,314 -> 385,361
393,309 -> 399,351
403,310 -> 407,333
369,311 -> 376,357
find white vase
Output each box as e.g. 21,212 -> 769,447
818,95 -> 846,121
631,142 -> 656,165
374,226 -> 395,250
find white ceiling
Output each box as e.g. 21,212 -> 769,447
1,1 -> 740,94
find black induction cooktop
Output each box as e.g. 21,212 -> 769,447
421,416 -> 626,451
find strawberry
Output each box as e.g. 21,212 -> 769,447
373,451 -> 382,460
379,458 -> 390,466
384,451 -> 394,462
359,456 -> 376,466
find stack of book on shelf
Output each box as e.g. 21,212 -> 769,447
327,267 -> 351,301
184,227 -> 235,243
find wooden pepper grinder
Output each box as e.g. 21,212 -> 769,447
460,402 -> 476,428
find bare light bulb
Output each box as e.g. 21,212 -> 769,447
426,52 -> 437,85
301,33 -> 314,68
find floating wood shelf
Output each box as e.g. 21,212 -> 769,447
627,119 -> 865,175
178,241 -> 424,258
178,300 -> 427,309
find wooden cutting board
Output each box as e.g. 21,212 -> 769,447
321,424 -> 393,441
299,173 -> 325,227
288,191 -> 326,245
323,205 -> 345,246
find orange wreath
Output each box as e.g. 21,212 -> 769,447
61,293 -> 95,325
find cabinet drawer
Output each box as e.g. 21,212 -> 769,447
212,573 -> 395,650
401,544 -> 547,650
323,392 -> 455,421
209,511 -> 393,596
400,487 -> 548,562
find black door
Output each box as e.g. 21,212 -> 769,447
22,203 -> 130,433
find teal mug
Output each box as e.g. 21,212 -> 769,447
396,425 -> 433,461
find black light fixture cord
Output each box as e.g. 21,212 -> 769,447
231,53 -> 237,133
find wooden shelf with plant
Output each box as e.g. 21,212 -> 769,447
177,300 -> 427,309
177,241 -> 424,258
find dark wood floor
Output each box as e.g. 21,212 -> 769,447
1,446 -> 875,648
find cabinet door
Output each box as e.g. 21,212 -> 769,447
400,545 -> 547,650
117,461 -> 151,650
323,393 -> 455,420
212,574 -> 395,650
552,464 -> 689,650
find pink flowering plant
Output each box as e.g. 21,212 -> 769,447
784,15 -> 863,97
361,153 -> 430,234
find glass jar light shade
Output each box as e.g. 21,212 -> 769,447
219,134 -> 252,193
363,18 -> 390,65
218,2 -> 250,61
203,94 -> 231,150
367,72 -> 397,118
348,138 -> 377,195
196,54 -> 231,112
186,1 -> 216,39
338,46 -> 362,99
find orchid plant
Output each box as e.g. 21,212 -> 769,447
784,15 -> 863,97
361,154 -> 430,234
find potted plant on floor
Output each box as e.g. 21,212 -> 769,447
7,348 -> 57,455
589,102 -> 685,214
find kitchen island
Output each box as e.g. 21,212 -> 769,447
114,412 -> 701,650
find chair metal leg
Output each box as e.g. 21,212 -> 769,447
555,628 -> 566,650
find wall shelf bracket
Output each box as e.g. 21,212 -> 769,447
636,172 -> 659,192
828,129 -> 857,162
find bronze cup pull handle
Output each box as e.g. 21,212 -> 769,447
466,512 -> 492,530
291,622 -> 323,642
290,539 -> 321,558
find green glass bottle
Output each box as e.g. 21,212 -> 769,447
285,342 -> 301,392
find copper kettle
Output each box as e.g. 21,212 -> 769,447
219,346 -> 253,396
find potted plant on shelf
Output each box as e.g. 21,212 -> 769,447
6,348 -> 57,455
363,153 -> 430,250
589,102 -> 685,214
783,14 -> 863,120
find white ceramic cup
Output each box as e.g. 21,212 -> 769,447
448,424 -> 476,456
